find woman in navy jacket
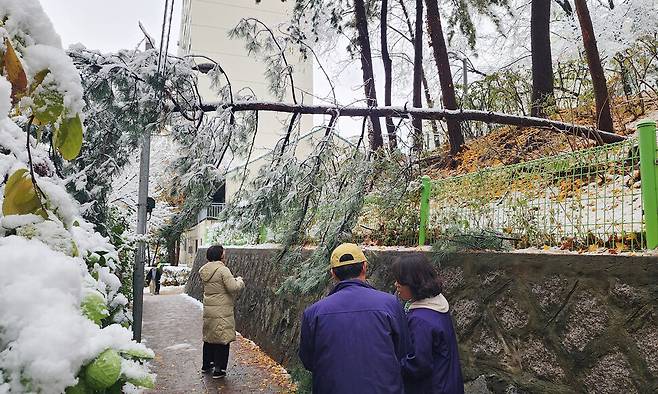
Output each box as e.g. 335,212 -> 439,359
392,255 -> 464,394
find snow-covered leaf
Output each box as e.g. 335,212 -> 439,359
83,349 -> 122,390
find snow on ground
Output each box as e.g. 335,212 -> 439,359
179,293 -> 203,310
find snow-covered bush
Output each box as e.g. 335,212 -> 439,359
159,266 -> 191,287
0,1 -> 153,392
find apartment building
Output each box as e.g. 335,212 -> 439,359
177,0 -> 316,264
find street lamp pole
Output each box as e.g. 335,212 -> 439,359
132,40 -> 154,342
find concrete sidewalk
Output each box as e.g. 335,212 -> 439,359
142,286 -> 297,393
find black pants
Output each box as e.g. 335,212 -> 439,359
155,280 -> 161,294
202,342 -> 230,371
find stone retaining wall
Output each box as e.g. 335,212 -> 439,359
188,247 -> 658,393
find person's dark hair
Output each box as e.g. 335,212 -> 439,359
206,245 -> 224,262
332,262 -> 364,281
391,254 -> 443,300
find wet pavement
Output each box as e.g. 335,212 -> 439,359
142,286 -> 296,393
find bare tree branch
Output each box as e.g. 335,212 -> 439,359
194,100 -> 625,144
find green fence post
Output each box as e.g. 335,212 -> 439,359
419,175 -> 431,246
638,120 -> 658,249
258,224 -> 267,244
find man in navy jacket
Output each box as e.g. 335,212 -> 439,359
299,243 -> 411,393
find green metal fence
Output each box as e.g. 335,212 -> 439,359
418,120 -> 658,251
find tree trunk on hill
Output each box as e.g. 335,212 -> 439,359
354,0 -> 384,151
381,0 -> 397,150
398,0 -> 439,146
530,0 -> 555,117
412,0 -> 424,153
574,0 -> 614,132
422,68 -> 441,147
424,0 -> 464,155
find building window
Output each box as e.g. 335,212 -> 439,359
212,183 -> 226,204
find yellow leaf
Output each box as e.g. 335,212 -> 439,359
587,244 -> 599,252
615,242 -> 627,252
4,38 -> 27,104
2,169 -> 47,218
29,69 -> 50,93
54,114 -> 83,160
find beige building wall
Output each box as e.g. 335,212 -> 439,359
179,0 -> 314,190
179,219 -> 215,267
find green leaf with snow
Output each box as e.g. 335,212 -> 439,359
2,169 -> 47,218
119,348 -> 154,360
64,378 -> 91,394
80,291 -> 108,325
32,88 -> 64,125
106,379 -> 125,394
83,349 -> 122,390
125,374 -> 155,389
54,114 -> 83,160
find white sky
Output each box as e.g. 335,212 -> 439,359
39,0 -> 182,53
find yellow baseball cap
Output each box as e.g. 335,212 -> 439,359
330,243 -> 367,268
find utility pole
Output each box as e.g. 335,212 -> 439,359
132,39 -> 153,342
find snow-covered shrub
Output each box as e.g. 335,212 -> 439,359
159,266 -> 191,287
0,1 -> 153,392
205,219 -> 256,246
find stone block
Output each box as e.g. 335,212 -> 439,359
562,291 -> 609,352
583,352 -> 638,394
494,292 -> 528,331
633,324 -> 658,375
520,337 -> 564,383
610,281 -> 646,308
453,298 -> 480,333
440,266 -> 464,294
471,326 -> 504,357
530,274 -> 569,315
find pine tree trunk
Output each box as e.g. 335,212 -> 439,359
530,0 -> 555,117
422,69 -> 441,147
380,0 -> 397,150
574,0 -> 614,132
424,0 -> 464,155
354,0 -> 384,151
398,0 -> 439,145
412,0 -> 424,153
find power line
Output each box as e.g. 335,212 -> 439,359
156,0 -> 170,76
163,0 -> 176,75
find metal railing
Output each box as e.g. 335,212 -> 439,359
417,120 -> 658,251
196,203 -> 226,224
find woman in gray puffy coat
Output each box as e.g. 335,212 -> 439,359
199,245 -> 244,379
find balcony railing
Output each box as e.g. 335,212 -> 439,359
196,203 -> 226,224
